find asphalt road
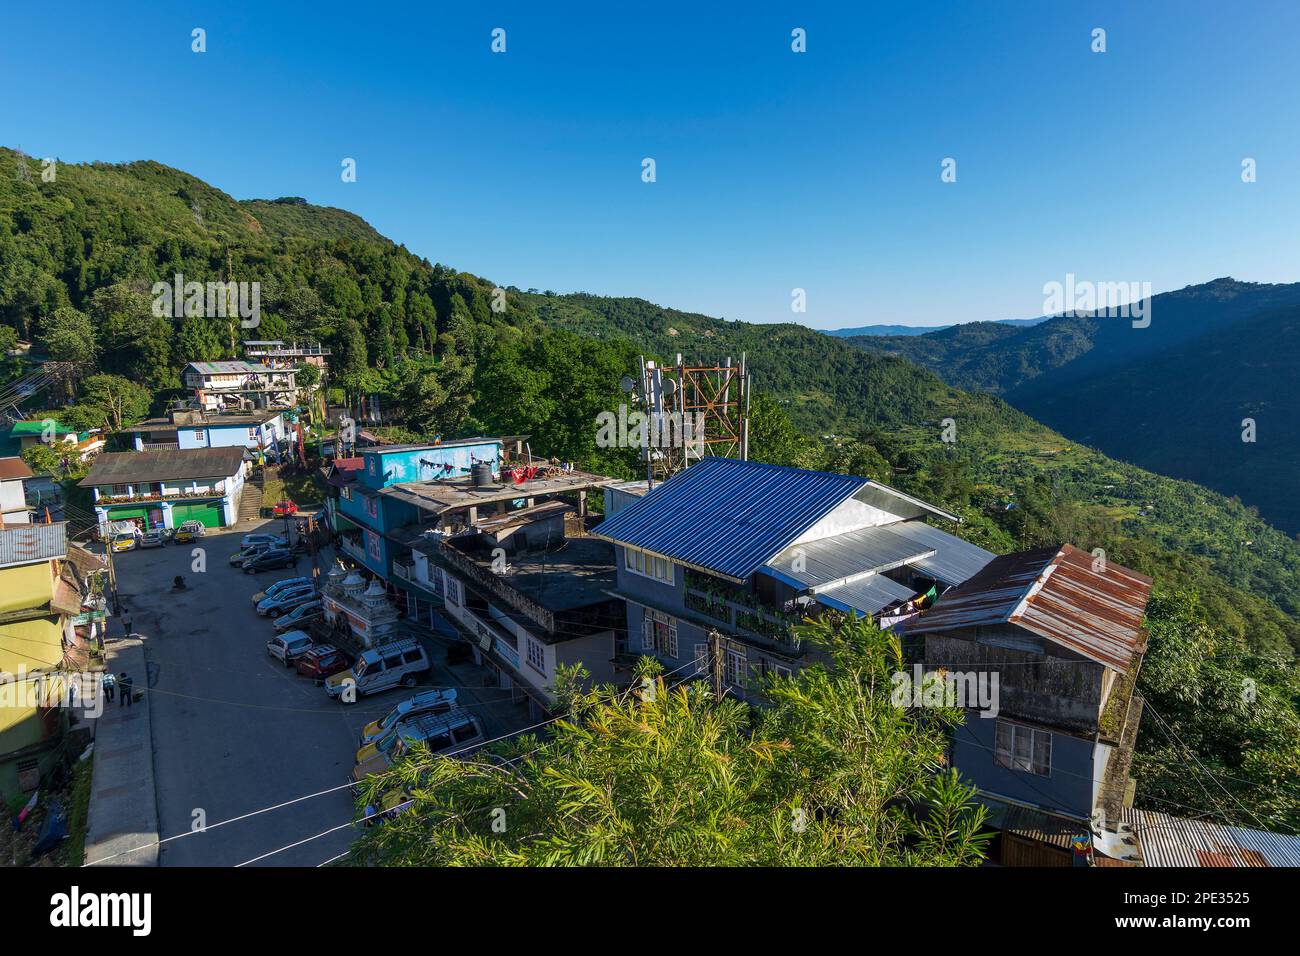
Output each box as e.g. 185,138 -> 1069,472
110,519 -> 532,867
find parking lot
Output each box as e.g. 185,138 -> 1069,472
110,518 -> 533,866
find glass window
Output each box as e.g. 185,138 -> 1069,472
994,720 -> 1052,776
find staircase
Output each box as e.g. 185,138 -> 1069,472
238,473 -> 266,523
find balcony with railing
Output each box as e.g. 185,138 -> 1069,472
683,570 -> 808,655
95,483 -> 227,505
338,532 -> 367,564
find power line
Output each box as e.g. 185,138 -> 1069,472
82,655 -> 704,867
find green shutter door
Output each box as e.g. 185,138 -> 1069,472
172,502 -> 225,528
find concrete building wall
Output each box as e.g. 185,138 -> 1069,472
951,712 -> 1096,819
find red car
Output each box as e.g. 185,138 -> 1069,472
294,645 -> 352,681
273,500 -> 298,517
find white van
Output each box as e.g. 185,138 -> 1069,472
324,638 -> 430,701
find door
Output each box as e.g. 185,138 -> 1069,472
106,506 -> 150,529
172,501 -> 224,528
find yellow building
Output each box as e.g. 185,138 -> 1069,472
0,522 -> 81,799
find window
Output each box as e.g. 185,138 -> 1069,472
994,720 -> 1052,776
527,638 -> 546,674
365,496 -> 379,519
248,427 -> 259,441
624,547 -> 674,585
641,609 -> 678,659
758,659 -> 793,680
693,643 -> 709,676
402,650 -> 423,665
341,486 -> 352,501
193,429 -> 206,441
445,577 -> 462,606
725,648 -> 748,688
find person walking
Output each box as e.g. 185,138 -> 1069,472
122,615 -> 133,638
118,672 -> 135,708
101,671 -> 115,703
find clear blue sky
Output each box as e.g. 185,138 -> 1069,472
4,1 -> 1297,328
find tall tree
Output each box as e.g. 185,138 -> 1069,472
349,614 -> 990,866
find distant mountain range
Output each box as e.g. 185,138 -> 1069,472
839,278 -> 1300,534
825,317 -> 1047,337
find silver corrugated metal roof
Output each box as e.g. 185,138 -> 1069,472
906,544 -> 1152,670
815,574 -> 916,616
1122,808 -> 1300,867
593,458 -> 868,582
765,524 -> 933,590
0,521 -> 68,568
887,520 -> 995,586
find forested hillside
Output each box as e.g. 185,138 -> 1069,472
1,150 -> 1296,829
841,278 -> 1300,536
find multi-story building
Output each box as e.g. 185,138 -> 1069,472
0,522 -> 88,799
418,504 -> 623,716
905,544 -> 1153,865
330,438 -> 508,582
182,361 -> 297,411
241,339 -> 330,372
80,447 -> 248,531
593,456 -> 994,696
120,407 -> 287,456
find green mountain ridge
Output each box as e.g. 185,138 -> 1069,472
840,277 -> 1300,535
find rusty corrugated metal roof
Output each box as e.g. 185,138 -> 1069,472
1122,808 -> 1300,867
906,543 -> 1152,670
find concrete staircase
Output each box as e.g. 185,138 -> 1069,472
238,474 -> 265,523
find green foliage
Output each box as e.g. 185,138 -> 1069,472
1135,588 -> 1300,833
72,374 -> 152,432
38,306 -> 97,363
349,614 -> 990,866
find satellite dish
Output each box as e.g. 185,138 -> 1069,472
662,378 -> 677,394
619,376 -> 635,394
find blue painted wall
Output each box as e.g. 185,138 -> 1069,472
358,441 -> 501,490
949,715 -> 1096,819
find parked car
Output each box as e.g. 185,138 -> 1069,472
110,531 -> 137,553
351,708 -> 484,782
273,500 -> 298,517
172,520 -> 206,543
325,639 -> 431,701
243,548 -> 298,574
230,542 -> 277,566
272,600 -> 323,633
266,630 -> 315,667
294,644 -> 352,681
240,532 -> 287,550
358,688 -> 459,747
251,576 -> 313,605
256,584 -> 317,617
139,529 -> 167,548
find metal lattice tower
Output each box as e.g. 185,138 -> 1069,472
629,353 -> 750,485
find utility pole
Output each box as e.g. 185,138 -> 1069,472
708,628 -> 725,699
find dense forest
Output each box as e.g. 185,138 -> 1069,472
1,149 -> 1296,831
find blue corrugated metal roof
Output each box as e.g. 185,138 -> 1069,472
593,458 -> 867,581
